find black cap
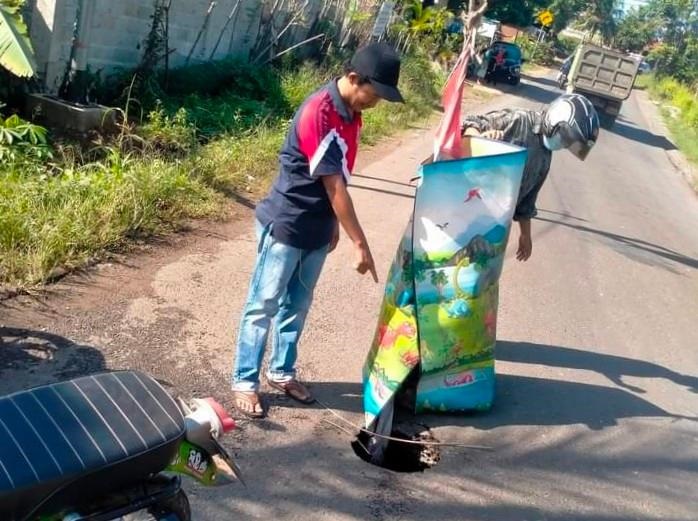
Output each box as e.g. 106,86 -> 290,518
350,43 -> 404,103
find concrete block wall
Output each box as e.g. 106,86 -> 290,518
27,0 -> 346,94
29,0 -> 83,92
165,0 -> 263,65
85,0 -> 152,70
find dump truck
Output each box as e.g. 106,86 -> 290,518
566,43 -> 640,129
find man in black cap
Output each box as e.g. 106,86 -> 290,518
231,43 -> 404,418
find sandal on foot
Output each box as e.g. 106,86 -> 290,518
233,390 -> 265,419
266,378 -> 315,404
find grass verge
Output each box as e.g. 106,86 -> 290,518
638,74 -> 698,191
1,52 -> 443,287
664,114 -> 698,191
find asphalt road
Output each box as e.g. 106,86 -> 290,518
1,72 -> 697,520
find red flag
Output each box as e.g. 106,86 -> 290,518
433,48 -> 472,160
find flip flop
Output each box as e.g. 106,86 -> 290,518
266,378 -> 315,404
232,390 -> 265,419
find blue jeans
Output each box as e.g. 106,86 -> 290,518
232,220 -> 328,391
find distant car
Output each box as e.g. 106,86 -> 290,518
484,41 -> 524,86
637,60 -> 652,74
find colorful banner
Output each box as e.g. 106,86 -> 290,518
363,137 -> 527,428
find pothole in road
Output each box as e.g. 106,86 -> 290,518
351,423 -> 441,473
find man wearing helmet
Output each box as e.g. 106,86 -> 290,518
461,93 -> 600,260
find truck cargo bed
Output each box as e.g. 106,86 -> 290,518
571,44 -> 639,101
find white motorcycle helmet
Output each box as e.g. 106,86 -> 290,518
542,94 -> 600,160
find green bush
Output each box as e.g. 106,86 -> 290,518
660,78 -> 681,99
555,35 -> 580,56
192,125 -> 286,195
649,76 -> 698,131
647,40 -> 698,86
516,36 -> 556,66
281,63 -> 332,111
649,76 -> 691,110
0,113 -> 52,163
140,104 -> 198,156
673,89 -> 695,114
686,105 -> 698,129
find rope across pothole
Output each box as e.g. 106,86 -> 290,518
351,422 -> 441,473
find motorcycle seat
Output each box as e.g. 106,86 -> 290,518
0,370 -> 185,520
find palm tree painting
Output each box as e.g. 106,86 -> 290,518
429,269 -> 448,297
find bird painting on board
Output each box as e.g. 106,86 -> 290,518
464,188 -> 482,203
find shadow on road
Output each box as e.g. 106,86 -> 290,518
518,73 -> 564,105
537,208 -> 589,223
209,341 -> 698,520
203,449 -> 697,521
610,117 -> 677,150
425,375 -> 690,432
535,215 -> 698,271
422,340 -> 696,431
497,341 -> 698,395
290,339 -> 697,433
3,329 -> 693,519
0,327 -> 107,394
454,339 -> 695,430
522,73 -> 561,90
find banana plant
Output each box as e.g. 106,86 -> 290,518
393,0 -> 454,54
0,112 -> 51,161
401,0 -> 452,37
0,0 -> 37,77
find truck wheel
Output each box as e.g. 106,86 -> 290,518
600,113 -> 617,130
510,76 -> 520,86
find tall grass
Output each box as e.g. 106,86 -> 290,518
641,74 -> 698,190
647,75 -> 698,130
1,52 -> 442,286
0,155 -> 220,283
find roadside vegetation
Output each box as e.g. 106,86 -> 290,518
1,0 -> 454,288
634,74 -> 698,189
6,0 -> 693,288
0,52 -> 443,286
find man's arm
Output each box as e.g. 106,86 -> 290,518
328,219 -> 340,253
322,175 -> 378,282
461,110 -> 516,139
516,218 -> 532,261
513,164 -> 549,262
461,114 -> 494,136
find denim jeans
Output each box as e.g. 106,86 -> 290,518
232,220 -> 328,391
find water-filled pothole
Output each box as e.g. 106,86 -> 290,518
351,424 -> 441,473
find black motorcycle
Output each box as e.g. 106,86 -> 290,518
0,370 -> 243,520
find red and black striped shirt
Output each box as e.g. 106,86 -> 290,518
256,80 -> 362,250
